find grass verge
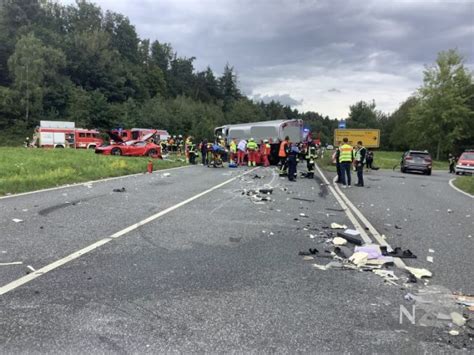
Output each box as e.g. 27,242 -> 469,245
453,175 -> 474,195
0,147 -> 187,196
319,150 -> 449,171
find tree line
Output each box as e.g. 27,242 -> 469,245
0,1 -> 472,158
0,0 -> 338,145
347,50 -> 473,159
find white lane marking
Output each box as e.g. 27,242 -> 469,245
0,168 -> 259,296
313,164 -> 372,244
448,178 -> 474,199
329,175 -> 407,270
0,165 -> 191,201
0,262 -> 23,266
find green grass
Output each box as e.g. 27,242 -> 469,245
453,175 -> 474,195
319,150 -> 449,171
0,147 -> 187,196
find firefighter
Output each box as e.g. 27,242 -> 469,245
246,138 -> 258,167
187,137 -> 197,164
287,143 -> 300,181
260,139 -> 271,167
278,136 -> 290,175
229,138 -> 237,165
305,144 -> 318,178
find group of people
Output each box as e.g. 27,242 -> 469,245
333,138 -> 369,188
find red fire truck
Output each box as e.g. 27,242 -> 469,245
110,128 -> 170,142
32,121 -> 103,149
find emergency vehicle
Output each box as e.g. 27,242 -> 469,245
33,121 -> 103,149
110,128 -> 170,143
214,119 -> 306,163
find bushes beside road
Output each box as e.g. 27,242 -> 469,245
0,148 -> 185,196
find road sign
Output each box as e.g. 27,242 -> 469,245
338,120 -> 346,129
334,129 -> 380,148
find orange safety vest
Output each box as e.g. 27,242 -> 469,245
279,141 -> 288,158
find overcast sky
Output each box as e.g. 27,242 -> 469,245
61,0 -> 474,118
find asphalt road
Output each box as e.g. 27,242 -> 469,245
0,163 -> 472,353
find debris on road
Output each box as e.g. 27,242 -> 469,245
299,213 -> 308,218
405,266 -> 432,280
259,188 -> 273,195
291,197 -> 315,202
381,246 -> 417,259
113,187 -> 126,192
336,229 -> 363,246
303,256 -> 314,261
332,237 -> 347,246
330,223 -> 347,229
426,256 -> 434,263
349,251 -> 369,266
451,312 -> 467,327
429,249 -> 435,253
12,218 -> 23,223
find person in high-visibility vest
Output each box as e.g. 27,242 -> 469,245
260,139 -> 271,167
229,138 -> 237,165
278,136 -> 290,174
246,138 -> 258,167
338,137 -> 354,188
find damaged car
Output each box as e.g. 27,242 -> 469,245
95,130 -> 162,158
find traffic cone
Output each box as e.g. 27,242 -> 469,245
147,160 -> 153,173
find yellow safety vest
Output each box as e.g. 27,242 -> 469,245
230,141 -> 237,153
339,144 -> 353,162
247,141 -> 258,151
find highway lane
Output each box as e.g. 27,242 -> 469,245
0,165 -> 470,352
340,169 -> 473,293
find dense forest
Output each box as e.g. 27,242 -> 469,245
0,0 -> 472,158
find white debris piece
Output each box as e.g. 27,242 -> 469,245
330,223 -> 347,229
299,213 -> 307,217
12,218 -> 23,223
303,256 -> 314,261
332,237 -> 348,246
405,266 -> 432,279
309,234 -> 316,239
428,249 -> 435,253
26,265 -> 35,272
449,330 -> 459,336
349,252 -> 369,266
426,256 -> 434,263
450,312 -> 466,327
162,173 -> 171,177
447,209 -> 452,213
0,261 -> 23,266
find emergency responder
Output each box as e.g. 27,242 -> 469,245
229,138 -> 237,165
169,136 -> 176,152
260,139 -> 271,167
246,138 -> 258,167
287,143 -> 300,181
338,137 -> 354,188
332,146 -> 342,183
237,139 -> 247,166
201,139 -> 208,165
185,136 -> 191,162
305,144 -> 318,178
177,135 -> 184,155
278,136 -> 290,175
354,141 -> 366,187
187,137 -> 197,164
448,154 -> 456,174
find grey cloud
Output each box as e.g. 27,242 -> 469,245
328,88 -> 341,93
252,93 -> 303,107
60,0 -> 474,117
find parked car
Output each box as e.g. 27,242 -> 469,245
455,150 -> 474,175
95,131 -> 162,158
401,150 -> 432,175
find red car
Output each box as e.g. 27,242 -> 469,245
455,150 -> 474,175
95,131 -> 162,158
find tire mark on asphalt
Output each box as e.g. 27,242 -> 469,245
38,194 -> 107,216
